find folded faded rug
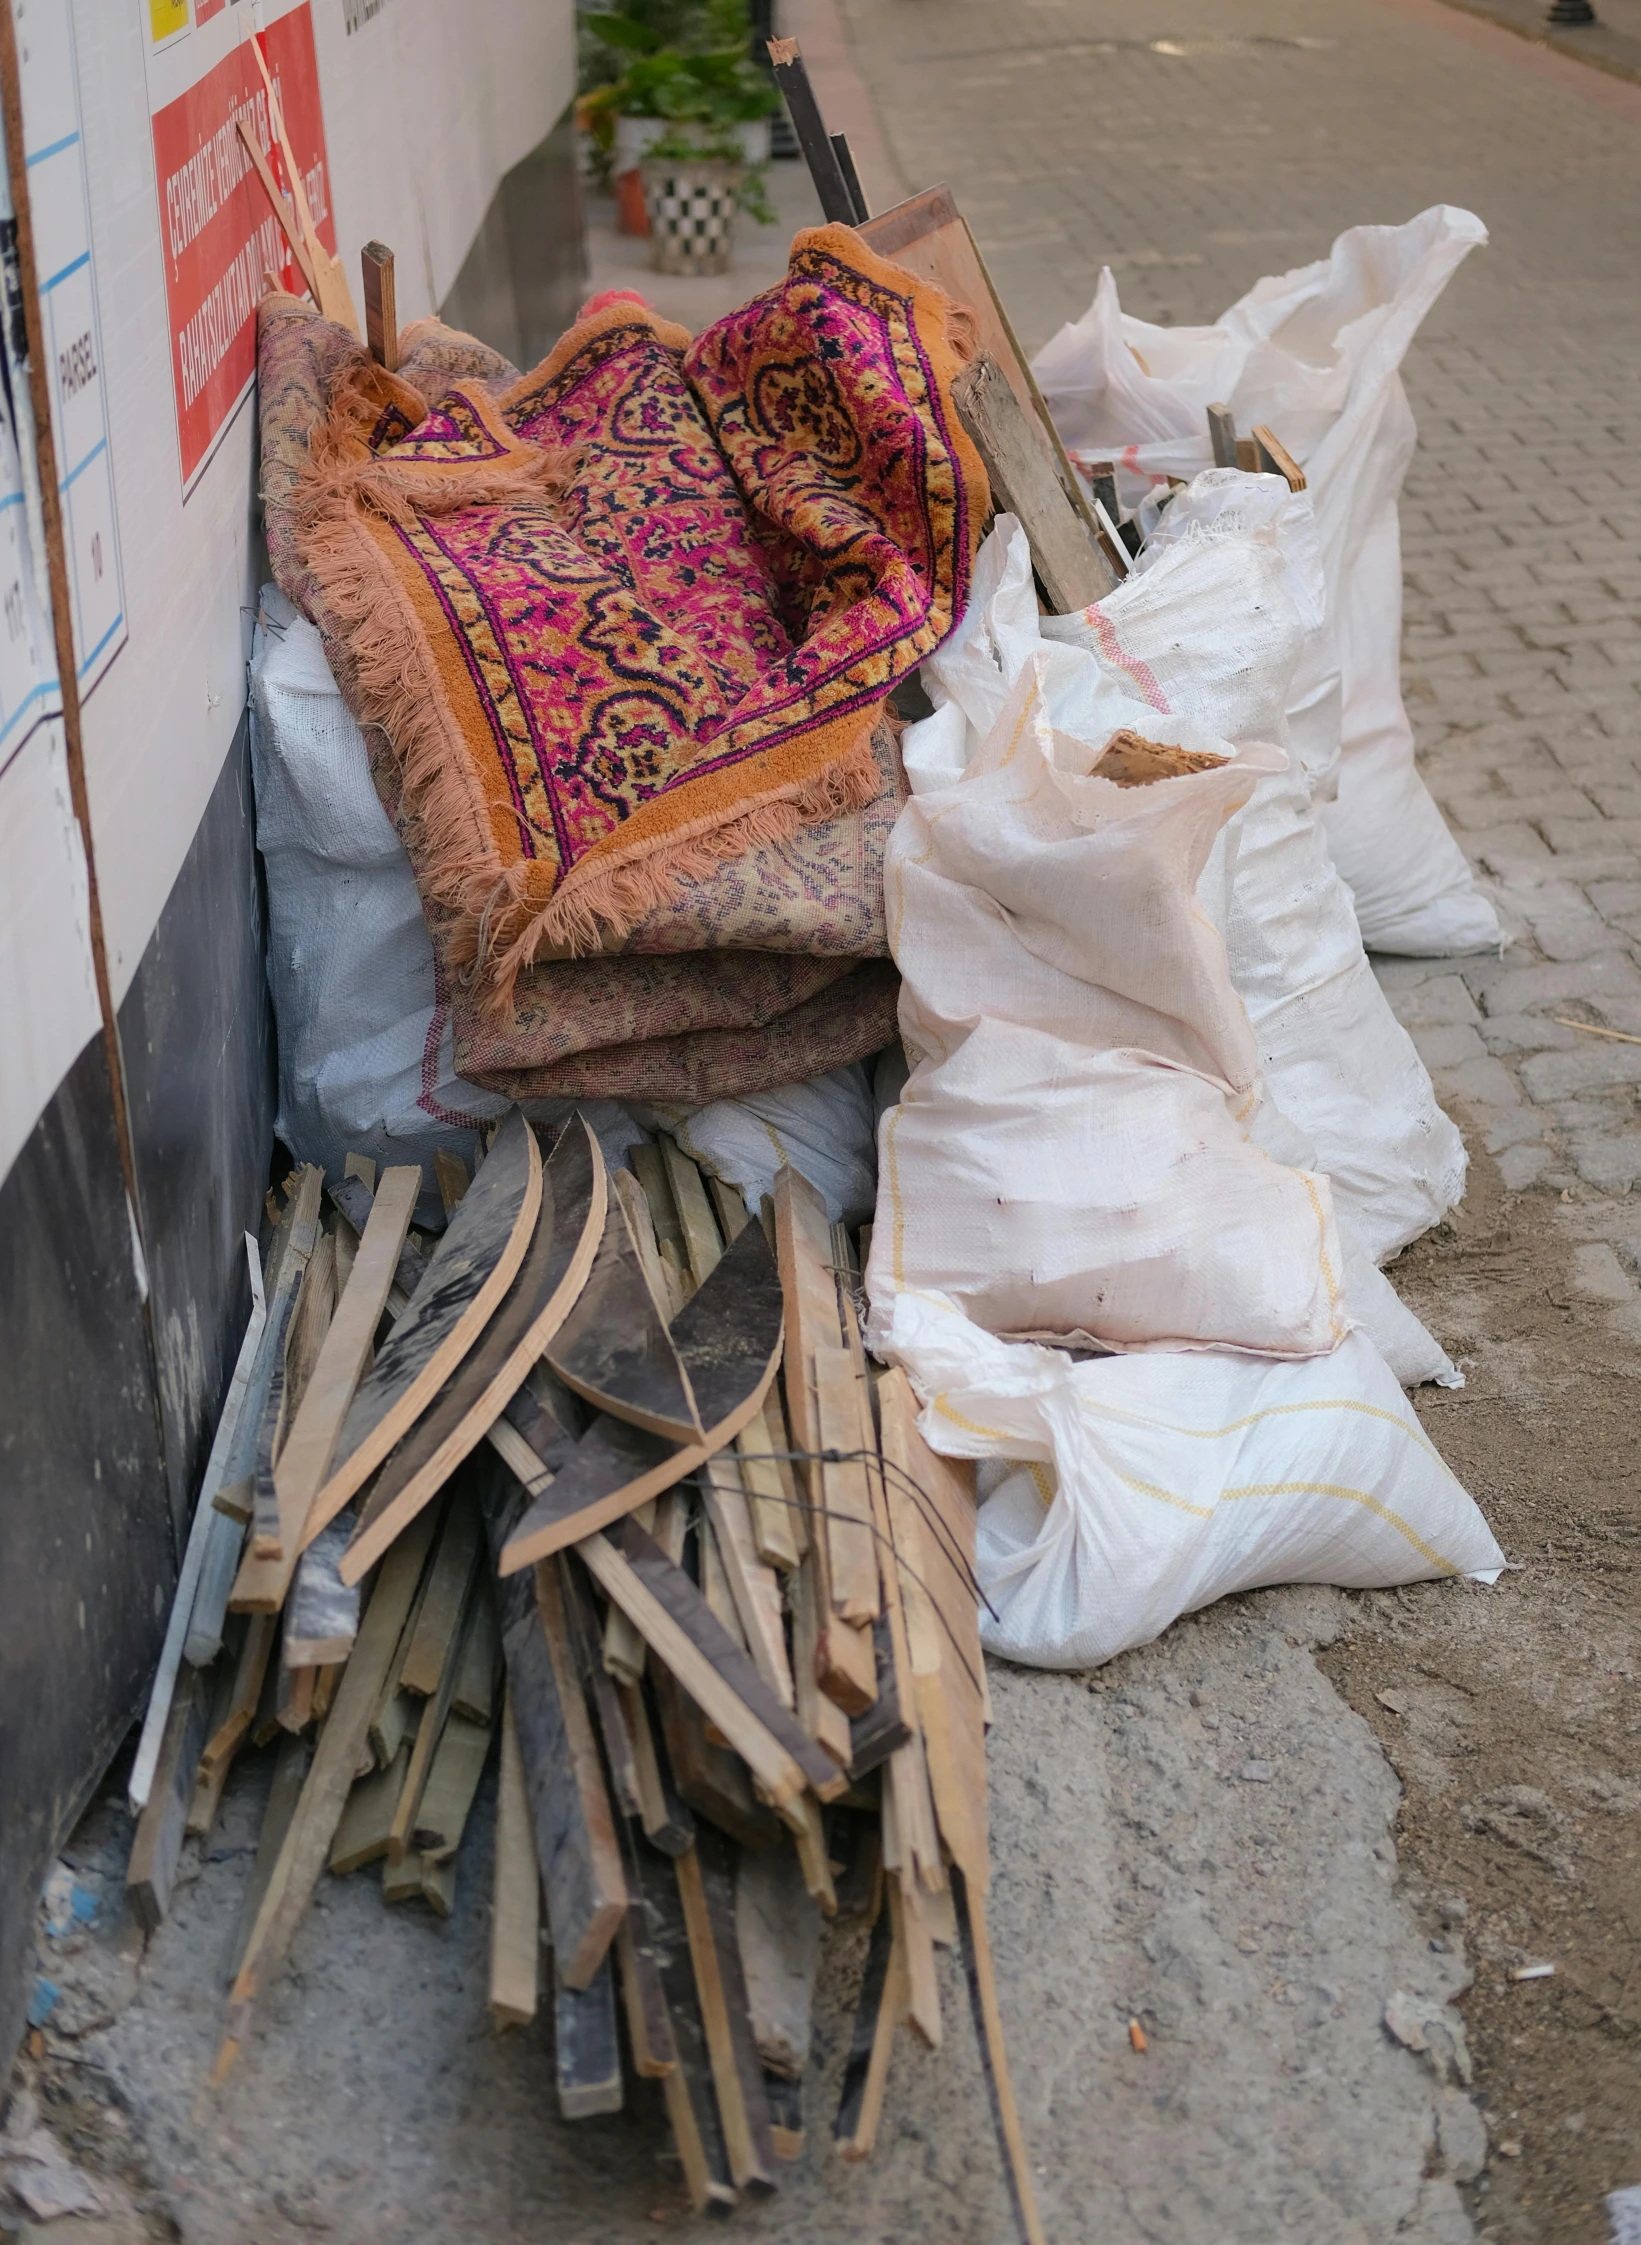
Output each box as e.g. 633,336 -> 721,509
263,225 -> 983,1021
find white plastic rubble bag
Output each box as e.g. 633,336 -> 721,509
877,1288 -> 1503,1670
865,655 -> 1351,1360
1053,483 -> 1468,1268
1031,206 -> 1500,958
250,586 -> 509,1212
631,1063 -> 879,1227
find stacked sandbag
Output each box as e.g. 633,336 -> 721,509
1031,205 -> 1500,958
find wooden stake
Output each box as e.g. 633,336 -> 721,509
360,240 -> 398,370
953,350 -> 1117,612
490,1690 -> 540,2029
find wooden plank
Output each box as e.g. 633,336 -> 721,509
451,1582 -> 499,1725
186,1654 -> 241,1839
329,1743 -> 410,1874
953,350 -> 1115,613
628,1139 -> 685,1269
735,1843 -> 822,2079
127,1668 -> 207,1933
1206,400 -> 1238,468
243,31 -> 359,334
848,1614 -> 912,1775
697,1512 -> 745,1654
953,1869 -> 1048,2245
771,1166 -> 843,1475
611,1167 -> 671,1318
678,1834 -> 777,2195
1251,422 -> 1307,491
709,1176 -> 750,1243
490,1690 -> 540,2029
343,1152 -> 376,1190
360,239 -> 399,371
814,1345 -> 879,1622
606,1779 -> 677,2079
660,1136 -> 723,1287
218,1502 -> 441,2069
632,1836 -> 737,2213
398,1496 -> 482,1695
499,1220 -> 785,1570
556,1957 -> 624,2118
278,1226 -> 336,1440
651,1663 -> 780,1852
340,1119 -> 606,1583
131,1232 -> 266,1809
580,1520 -> 845,1806
225,1731 -> 308,1984
306,1111 -> 542,1535
388,1579 -> 478,1864
234,1166 -> 419,1609
784,1790 -> 838,1917
413,1709 -> 491,1859
283,1515 -> 360,1667
889,1864 -> 941,2052
200,1611 -> 277,1779
790,1543 -> 853,1770
833,1895 -> 904,2160
545,1189 -> 699,1443
240,1170 -> 325,1577
830,129 -> 869,222
817,1612 -> 877,1716
701,1458 -> 792,1708
765,37 -> 857,223
531,1548 -> 631,1984
555,1556 -> 642,1818
739,1382 -> 803,1571
619,1679 -> 695,1857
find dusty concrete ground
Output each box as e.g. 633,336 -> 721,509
9,0 -> 1641,2237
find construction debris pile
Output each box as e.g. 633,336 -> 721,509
128,1111 -> 1027,2223
116,40 -> 1517,2235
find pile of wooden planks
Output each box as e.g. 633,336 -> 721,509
129,1110 -> 1042,2237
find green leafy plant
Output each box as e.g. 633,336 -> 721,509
577,0 -> 779,181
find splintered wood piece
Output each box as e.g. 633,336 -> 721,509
360,240 -> 399,371
490,1690 -> 540,2029
953,350 -> 1116,613
814,1347 -> 879,1623
308,1111 -> 542,1535
284,1515 -> 360,1667
226,1731 -> 309,1983
451,1583 -> 499,1725
243,29 -> 359,334
414,1709 -> 491,1859
879,1369 -> 989,1888
737,1390 -> 802,1571
1251,422 -> 1306,491
556,1556 -> 642,1819
620,1679 -> 695,1857
848,1615 -> 913,1776
276,1658 -> 316,1734
612,1167 -> 671,1322
546,1189 -> 699,1442
557,1957 -> 624,2118
653,1666 -> 781,1850
782,1791 -> 838,1916
735,1844 -> 822,2080
499,1220 -> 785,1571
236,1166 -> 420,1608
328,1174 -> 425,1306
242,1170 -> 325,1571
790,1545 -> 853,1770
678,1834 -> 777,2195
632,1837 -> 737,2214
219,1503 -> 440,2063
890,1870 -> 942,2051
709,1176 -> 750,1244
524,1549 -> 629,1985
629,1139 -> 686,1268
817,1613 -> 877,1716
954,1868 -> 1047,2245
387,1617 -> 465,1864
341,1118 -> 606,1583
833,1896 -> 904,2160
329,1743 -> 411,1874
235,118 -> 319,300
697,1513 -> 746,1657
766,2071 -> 804,2161
771,1166 -> 843,1476
279,1227 -> 337,1440
701,1458 -> 792,1709
398,1497 -> 482,1696
186,1660 -> 238,1839
200,1611 -> 277,1780
1206,401 -> 1238,468
580,1520 -> 845,1807
660,1137 -> 723,1288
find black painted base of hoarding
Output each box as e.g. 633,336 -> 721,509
440,104 -> 589,374
0,723 -> 274,2071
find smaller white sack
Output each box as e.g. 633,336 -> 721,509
870,655 -> 1351,1360
879,1289 -> 1503,1671
632,1063 -> 879,1226
250,588 -> 508,1214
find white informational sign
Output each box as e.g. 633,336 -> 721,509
9,0 -> 126,698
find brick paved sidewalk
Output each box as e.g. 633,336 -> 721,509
837,0 -> 1641,1210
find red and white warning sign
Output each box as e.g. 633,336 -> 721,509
144,3 -> 336,490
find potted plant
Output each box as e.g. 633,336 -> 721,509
579,1 -> 779,237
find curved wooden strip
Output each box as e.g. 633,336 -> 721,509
338,1119 -> 607,1585
545,1191 -> 700,1443
304,1111 -> 542,1542
498,1222 -> 785,1573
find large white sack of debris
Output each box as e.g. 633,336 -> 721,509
1051,482 -> 1468,1265
865,655 -> 1351,1360
250,588 -> 509,1212
631,1064 -> 879,1227
878,1288 -> 1503,1670
1031,205 -> 1500,959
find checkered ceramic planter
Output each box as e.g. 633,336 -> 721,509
640,158 -> 743,276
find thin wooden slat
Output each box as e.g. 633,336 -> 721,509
128,1670 -> 208,1931
451,1583 -> 499,1725
490,1690 -> 540,2030
557,1557 -> 642,1818
545,1189 -> 699,1442
632,1835 -> 737,2214
611,1167 -> 672,1318
697,1512 -> 745,1655
700,1458 -> 793,1710
790,1543 -> 853,1770
708,1175 -> 750,1244
817,1612 -> 877,1716
953,1868 -> 1048,2245
556,1957 -> 624,2118
1206,401 -> 1238,468
651,1665 -> 780,1852
217,1503 -> 441,2070
225,1732 -> 308,1984
277,1226 -> 337,1447
606,1779 -> 677,2080
619,1678 -> 695,1857
814,1346 -> 879,1622
305,1111 -> 542,1535
387,1583 -> 477,1864
765,36 -> 856,222
735,1843 -> 822,2081
736,1388 -> 802,1570
629,1139 -> 686,1271
186,1654 -> 241,1839
527,1545 -> 630,1985
833,1896 -> 904,2160
239,1171 -> 325,1579
360,239 -> 399,371
499,1220 -> 785,1571
200,1611 -> 277,1779
413,1709 -> 491,1860
659,1136 -> 723,1287
771,1166 -> 843,1475
234,118 -> 319,299
329,1743 -> 411,1874
275,1658 -> 315,1735
398,1498 -> 483,1696
340,1119 -> 606,1583
678,1834 -> 777,2195
848,1614 -> 913,1775
1252,422 -> 1307,491
889,1864 -> 942,2053
243,31 -> 359,334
